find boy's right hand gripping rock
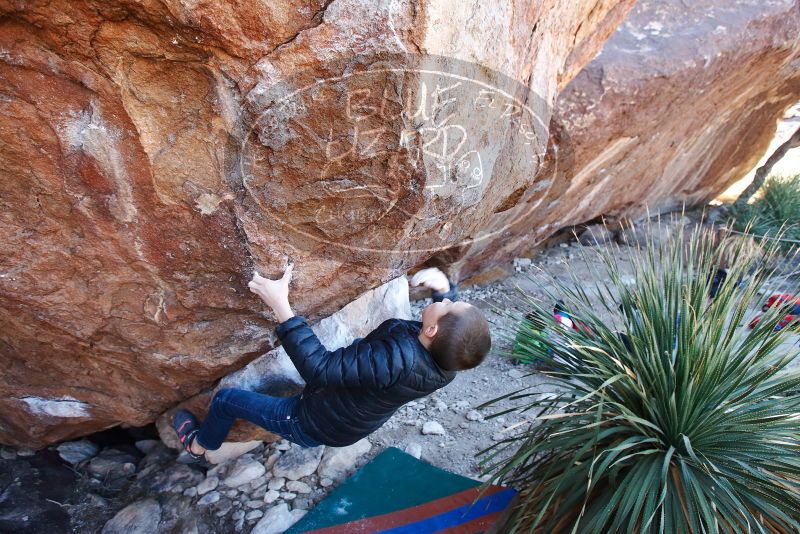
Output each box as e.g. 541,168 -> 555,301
410,267 -> 450,293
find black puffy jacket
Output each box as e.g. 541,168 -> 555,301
275,281 -> 458,447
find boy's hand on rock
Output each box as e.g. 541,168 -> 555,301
248,264 -> 294,320
410,267 -> 450,293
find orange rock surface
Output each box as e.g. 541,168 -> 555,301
452,0 -> 800,282
0,0 -> 634,447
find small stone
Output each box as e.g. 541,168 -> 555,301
87,449 -> 138,479
232,510 -> 245,521
512,257 -> 533,271
56,439 -> 99,465
251,485 -> 267,499
225,490 -> 238,498
320,478 -> 333,488
508,369 -> 525,379
206,463 -> 225,478
248,475 -> 269,491
272,445 -> 324,481
183,487 -> 198,497
0,447 -> 16,460
465,410 -> 482,421
421,421 -> 445,436
264,452 -> 280,470
198,491 -> 221,505
133,440 -> 160,454
293,497 -> 312,510
205,440 -> 262,465
196,476 -> 219,496
246,500 -> 263,509
317,439 -> 371,481
280,492 -> 297,500
251,504 -> 306,534
451,400 -> 470,412
263,490 -> 280,504
215,500 -> 233,516
16,448 -> 35,457
245,510 -> 264,521
403,442 -> 422,459
101,499 -> 161,534
267,477 -> 285,491
433,400 -> 448,411
138,451 -> 171,476
275,440 -> 291,451
285,480 -> 311,494
492,432 -> 505,442
223,457 -> 266,487
459,422 -> 469,429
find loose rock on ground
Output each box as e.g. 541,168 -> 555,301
101,499 -> 161,534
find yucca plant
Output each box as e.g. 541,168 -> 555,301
730,174 -> 800,248
480,222 -> 800,533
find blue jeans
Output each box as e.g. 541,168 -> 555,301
195,388 -> 321,450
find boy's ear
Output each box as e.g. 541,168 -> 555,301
424,323 -> 438,338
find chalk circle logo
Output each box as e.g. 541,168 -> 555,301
230,54 -> 571,262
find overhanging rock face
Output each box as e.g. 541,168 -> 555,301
0,0 -> 634,447
451,0 -> 800,283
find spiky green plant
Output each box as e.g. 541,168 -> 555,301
480,223 -> 800,533
730,174 -> 800,247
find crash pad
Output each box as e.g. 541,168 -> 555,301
287,447 -> 516,533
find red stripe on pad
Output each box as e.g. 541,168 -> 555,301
307,485 -> 506,534
436,511 -> 503,533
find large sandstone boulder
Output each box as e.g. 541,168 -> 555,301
451,0 -> 800,282
0,0 -> 633,447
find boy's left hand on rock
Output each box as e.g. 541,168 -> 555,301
249,263 -> 293,311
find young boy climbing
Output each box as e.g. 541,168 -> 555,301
173,266 -> 491,458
